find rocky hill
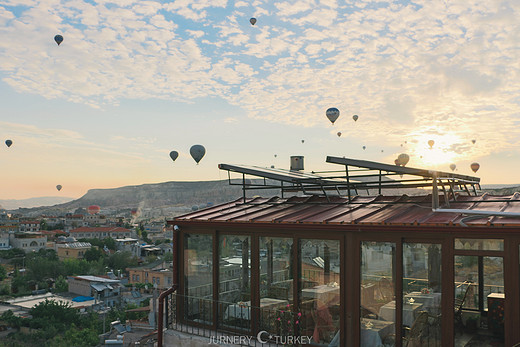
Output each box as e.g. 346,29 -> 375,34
12,180 -> 280,217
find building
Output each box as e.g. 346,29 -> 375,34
56,241 -> 92,260
127,261 -> 173,290
0,233 -> 10,250
9,232 -> 47,252
114,238 -> 140,257
18,221 -> 40,233
68,275 -> 122,307
69,226 -> 133,240
157,157 -> 520,347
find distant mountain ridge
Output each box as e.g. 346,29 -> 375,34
10,180 -> 279,216
0,196 -> 74,210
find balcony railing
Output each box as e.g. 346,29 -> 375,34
158,290 -> 311,347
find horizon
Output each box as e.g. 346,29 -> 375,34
2,1 -> 520,199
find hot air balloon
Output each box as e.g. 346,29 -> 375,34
337,132 -> 342,137
326,108 -> 340,124
362,146 -> 366,150
88,205 -> 101,215
271,165 -> 275,168
400,144 -> 403,147
5,140 -> 12,147
54,34 -> 63,46
250,18 -> 256,25
428,140 -> 435,148
394,159 -> 400,165
169,151 -> 178,162
381,150 -> 384,153
398,153 -> 410,166
56,185 -> 62,191
301,140 -> 305,143
449,164 -> 456,172
470,162 -> 480,173
274,154 -> 277,158
352,115 -> 358,122
190,144 -> 206,164
471,139 -> 476,144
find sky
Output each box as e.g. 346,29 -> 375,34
1,0 -> 520,200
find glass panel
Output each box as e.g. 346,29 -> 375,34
454,239 -> 504,251
403,243 -> 442,346
454,255 -> 505,346
300,239 -> 341,346
483,257 -> 504,310
218,235 -> 250,331
184,233 -> 213,324
258,237 -> 294,333
454,256 -> 479,310
360,242 -> 395,347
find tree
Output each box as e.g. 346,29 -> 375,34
29,299 -> 79,329
54,275 -> 68,293
106,251 -> 138,272
84,247 -> 104,262
103,237 -> 116,250
164,252 -> 173,262
0,264 -> 6,281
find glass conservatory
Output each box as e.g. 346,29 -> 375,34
160,157 -> 520,347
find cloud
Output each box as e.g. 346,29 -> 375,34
0,0 -> 519,165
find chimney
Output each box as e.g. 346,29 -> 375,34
290,156 -> 304,171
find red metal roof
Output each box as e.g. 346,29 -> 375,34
173,193 -> 520,228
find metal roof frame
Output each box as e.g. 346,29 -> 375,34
218,157 -> 482,208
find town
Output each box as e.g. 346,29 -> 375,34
0,205 -> 173,346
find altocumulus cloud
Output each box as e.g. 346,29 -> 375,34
0,0 -> 519,160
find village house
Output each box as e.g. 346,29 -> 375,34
69,226 -> 133,240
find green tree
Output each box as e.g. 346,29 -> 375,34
62,324 -> 99,346
29,299 -> 79,329
164,252 -> 173,262
84,247 -> 104,262
54,275 -> 68,293
103,237 -> 116,250
40,220 -> 48,230
106,251 -> 138,272
0,264 -> 6,281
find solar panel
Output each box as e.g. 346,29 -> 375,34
218,156 -> 481,205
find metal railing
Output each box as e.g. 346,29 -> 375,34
159,291 -> 316,346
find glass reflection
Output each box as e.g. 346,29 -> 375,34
258,237 -> 295,334
184,233 -> 213,323
403,243 -> 442,346
299,239 -> 341,346
218,235 -> 251,330
454,255 -> 505,346
360,241 -> 395,347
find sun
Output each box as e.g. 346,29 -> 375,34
407,134 -> 463,170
